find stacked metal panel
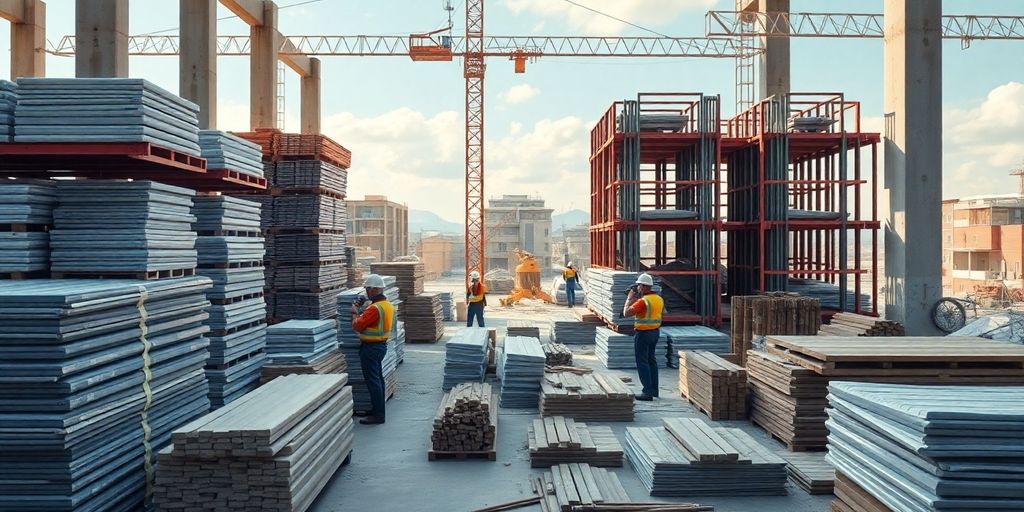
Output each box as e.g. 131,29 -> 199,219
442,327 -> 489,390
788,278 -> 871,311
265,319 -> 338,365
497,336 -> 546,408
335,288 -> 399,413
0,179 -> 56,273
596,326 -> 670,369
584,268 -> 662,329
197,130 -> 264,178
438,291 -> 454,321
271,160 -> 347,196
13,77 -> 201,155
549,276 -> 585,306
0,80 -> 16,141
0,277 -> 213,511
660,326 -> 731,358
50,180 -> 198,273
548,313 -> 598,344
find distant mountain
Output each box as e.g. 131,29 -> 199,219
551,209 -> 589,234
409,209 -> 462,234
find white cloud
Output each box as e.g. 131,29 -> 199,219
502,0 -> 716,34
943,82 -> 1024,198
500,84 -> 541,104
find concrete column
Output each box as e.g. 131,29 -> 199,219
883,0 -> 942,333
75,0 -> 128,78
250,0 -> 277,129
179,0 -> 217,129
300,57 -> 321,134
758,0 -> 790,99
11,0 -> 46,79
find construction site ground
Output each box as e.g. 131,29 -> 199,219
309,276 -> 832,512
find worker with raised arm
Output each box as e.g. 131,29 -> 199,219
466,270 -> 487,327
562,262 -> 582,308
350,274 -> 395,425
621,273 -> 664,401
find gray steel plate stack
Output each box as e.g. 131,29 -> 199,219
50,180 -> 198,273
335,288 -> 399,412
548,313 -> 598,344
191,195 -> 262,234
638,209 -> 700,220
271,160 -> 347,196
265,319 -> 338,365
0,179 -> 56,272
549,276 -> 584,305
269,263 -> 346,291
442,327 -> 489,390
660,326 -> 731,362
438,291 -> 454,321
497,336 -> 546,408
273,195 -> 346,230
198,130 -> 264,178
826,382 -> 1024,512
0,80 -> 17,141
14,78 -> 201,155
393,320 -> 406,364
0,277 -> 213,511
274,288 -> 341,320
584,268 -> 661,329
788,209 -> 844,220
268,232 -> 346,263
596,326 -> 670,369
788,278 -> 871,311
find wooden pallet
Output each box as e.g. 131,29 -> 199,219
209,291 -> 265,305
0,270 -> 49,279
50,267 -> 196,280
196,229 -> 262,238
197,260 -> 265,269
0,223 -> 47,233
428,449 -> 497,461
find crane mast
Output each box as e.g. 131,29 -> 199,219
464,0 -> 485,278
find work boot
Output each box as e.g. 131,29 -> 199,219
634,394 -> 654,401
359,416 -> 385,425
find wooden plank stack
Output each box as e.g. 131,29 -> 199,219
260,349 -> 348,384
730,294 -> 821,366
540,371 -> 634,421
152,374 -> 354,512
275,133 -> 352,169
370,261 -> 425,301
429,382 -> 497,460
543,343 -> 574,366
677,350 -> 746,421
832,472 -> 892,512
529,465 -> 713,512
507,319 -> 541,338
528,416 -> 624,467
781,451 -> 835,495
818,312 -> 905,337
404,292 -> 444,342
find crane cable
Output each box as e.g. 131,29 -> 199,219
558,0 -> 670,38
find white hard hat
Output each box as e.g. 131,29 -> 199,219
635,273 -> 654,286
363,274 -> 385,288
567,261 -> 574,267
470,271 -> 481,279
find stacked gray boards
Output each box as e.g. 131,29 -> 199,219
497,336 -> 546,408
0,179 -> 56,274
443,327 -> 489,390
0,80 -> 16,141
192,195 -> 267,408
198,130 -> 265,178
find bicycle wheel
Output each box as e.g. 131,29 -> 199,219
932,298 -> 967,333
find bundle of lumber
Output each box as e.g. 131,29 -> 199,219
230,128 -> 280,158
370,261 -> 425,301
677,350 -> 747,420
531,463 -> 639,512
153,374 -> 354,512
818,312 -> 905,337
430,382 -> 497,460
275,132 -> 352,169
832,472 -> 891,512
260,348 -> 348,384
746,350 -> 829,450
529,416 -> 624,467
404,293 -> 444,342
507,319 -> 541,338
540,372 -> 634,421
730,294 -> 821,366
780,451 -> 835,495
543,343 -> 574,366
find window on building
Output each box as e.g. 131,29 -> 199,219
497,242 -> 507,252
544,228 -> 549,236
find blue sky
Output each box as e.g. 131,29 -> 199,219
1,0 -> 1022,222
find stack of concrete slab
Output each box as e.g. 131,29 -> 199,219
198,129 -> 264,178
497,336 -> 546,408
549,313 -> 598,344
335,287 -> 398,413
661,325 -> 731,365
272,160 -> 347,196
507,319 -> 540,338
0,179 -> 56,273
152,374 -> 354,512
584,268 -> 661,329
596,326 -> 670,369
442,327 -> 490,390
14,77 -> 201,155
0,277 -> 213,511
50,180 -> 198,274
405,293 -> 444,342
265,319 -> 338,365
0,80 -> 16,141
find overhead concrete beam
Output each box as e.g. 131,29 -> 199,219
179,0 -> 217,128
250,0 -> 277,129
278,32 -> 311,77
739,0 -> 758,13
219,0 -> 263,25
10,0 -> 45,79
75,0 -> 128,78
0,0 -> 25,22
300,57 -> 320,134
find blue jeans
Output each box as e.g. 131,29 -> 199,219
634,328 -> 660,397
467,301 -> 485,327
565,279 -> 577,306
359,342 -> 388,418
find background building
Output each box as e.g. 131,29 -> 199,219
346,195 -> 409,263
941,194 -> 1024,297
552,224 -> 591,269
417,233 -> 463,279
484,195 -> 553,272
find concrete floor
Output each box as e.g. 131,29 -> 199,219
311,279 -> 832,512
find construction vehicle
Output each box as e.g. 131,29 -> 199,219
499,249 -> 555,306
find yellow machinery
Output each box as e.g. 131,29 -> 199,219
500,249 -> 555,306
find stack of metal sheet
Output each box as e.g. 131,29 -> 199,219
273,195 -> 346,230
0,179 -> 56,273
596,326 -> 670,369
265,319 -> 338,365
826,382 -> 1024,512
405,293 -> 444,342
497,336 -> 546,408
268,232 -> 346,263
0,80 -> 16,141
14,77 -> 201,155
335,287 -> 399,413
438,291 -> 454,321
661,326 -> 731,363
0,277 -> 213,511
442,327 -> 489,390
789,115 -> 835,133
584,268 -> 661,328
191,195 -> 262,233
370,261 -> 425,302
198,130 -> 264,178
50,180 -> 198,273
549,276 -> 585,306
548,313 -> 598,344
271,160 -> 347,196
788,278 -> 871,311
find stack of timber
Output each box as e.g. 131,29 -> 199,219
439,291 -> 454,321
497,336 -> 546,408
623,418 -> 788,497
549,313 -> 599,344
730,294 -> 821,366
430,382 -> 497,460
13,77 -> 201,155
584,268 -> 661,330
544,343 -> 574,366
746,350 -> 830,450
0,80 -> 15,141
818,312 -> 905,337
677,350 -> 746,421
0,278 -> 213,511
596,326 -> 670,369
780,451 -> 835,495
272,160 -> 347,196
832,472 -> 892,512
405,292 -> 444,342
370,261 -> 425,302
443,327 -> 490,390
228,128 -> 279,159
198,129 -> 265,178
531,463 -> 637,512
335,288 -> 398,412
192,195 -> 268,408
660,326 -> 731,363
540,371 -> 634,421
826,381 -> 1024,512
260,349 -> 347,384
507,319 -> 541,338
50,180 -> 198,275
152,374 -> 354,512
0,179 -> 55,274
275,132 -> 352,169
528,416 -> 624,467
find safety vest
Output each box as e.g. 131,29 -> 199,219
467,283 -> 487,303
359,300 -> 395,343
563,268 -> 577,280
634,293 -> 664,331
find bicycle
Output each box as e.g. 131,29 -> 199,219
932,294 -> 981,333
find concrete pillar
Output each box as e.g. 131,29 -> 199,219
11,0 -> 46,79
250,0 -> 277,129
300,57 -> 320,134
758,0 -> 790,99
179,0 -> 217,129
883,0 -> 942,333
75,0 -> 128,78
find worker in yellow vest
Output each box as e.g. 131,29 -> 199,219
350,274 -> 395,425
466,270 -> 487,327
621,273 -> 663,401
562,262 -> 582,308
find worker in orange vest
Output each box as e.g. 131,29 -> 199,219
466,270 -> 487,327
621,273 -> 664,401
562,262 -> 582,307
350,274 -> 395,425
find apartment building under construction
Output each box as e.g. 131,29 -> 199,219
942,194 -> 1024,297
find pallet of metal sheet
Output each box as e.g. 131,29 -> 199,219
272,193 -> 346,230
528,417 -> 623,468
274,132 -> 352,169
543,343 -> 573,366
623,418 -> 788,497
0,179 -> 57,224
438,291 -> 454,321
729,294 -> 821,366
540,371 -> 634,421
153,374 -> 354,512
404,292 -> 444,342
269,261 -> 346,292
781,451 -> 835,495
531,463 -> 639,512
198,129 -> 265,178
788,279 -> 872,312
268,231 -> 346,263
205,349 -> 267,408
265,319 -> 338,365
191,195 -> 262,233
443,327 -> 489,390
585,268 -> 661,329
0,232 -> 48,272
0,80 -> 16,141
228,193 -> 274,229
270,159 -> 347,196
260,347 -> 348,384
429,382 -> 497,459
595,327 -> 670,370
677,350 -> 746,421
370,261 -> 425,301
273,286 -> 343,320
661,326 -> 731,360
206,322 -> 267,365
549,313 -> 598,344
195,236 -> 265,264
498,336 -> 546,408
507,319 -> 540,338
